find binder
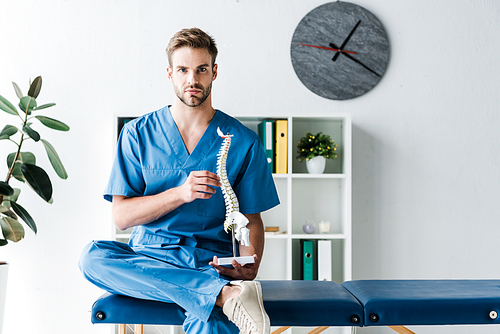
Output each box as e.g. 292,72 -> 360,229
275,120 -> 288,174
318,240 -> 332,281
258,120 -> 274,173
302,240 -> 315,280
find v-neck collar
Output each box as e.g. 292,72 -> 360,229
162,106 -> 226,169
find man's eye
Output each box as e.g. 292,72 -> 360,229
178,69 -> 186,73
198,68 -> 207,73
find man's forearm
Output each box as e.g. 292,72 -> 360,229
112,170 -> 221,230
112,189 -> 184,230
238,213 -> 265,259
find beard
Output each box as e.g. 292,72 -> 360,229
174,82 -> 212,108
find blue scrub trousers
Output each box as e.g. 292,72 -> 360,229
79,240 -> 239,334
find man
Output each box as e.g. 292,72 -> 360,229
79,27 -> 279,334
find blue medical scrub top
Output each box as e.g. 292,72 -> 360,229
104,106 -> 280,268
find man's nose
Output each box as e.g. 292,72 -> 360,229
187,72 -> 199,86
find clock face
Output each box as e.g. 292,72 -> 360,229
291,2 -> 390,100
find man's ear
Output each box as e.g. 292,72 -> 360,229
166,66 -> 173,82
212,64 -> 218,81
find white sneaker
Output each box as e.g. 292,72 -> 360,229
222,280 -> 270,334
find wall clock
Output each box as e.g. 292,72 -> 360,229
291,1 -> 390,100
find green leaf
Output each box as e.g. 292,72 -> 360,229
3,188 -> 21,203
23,124 -> 40,141
12,82 -> 23,99
28,76 -> 42,99
0,181 -> 14,196
0,125 -> 18,140
20,163 -> 53,202
7,152 -> 36,182
0,216 -> 25,242
33,103 -> 56,111
7,151 -> 36,166
35,116 -> 70,131
20,96 -> 37,113
41,139 -> 68,179
10,201 -> 37,234
0,95 -> 19,116
0,205 -> 17,220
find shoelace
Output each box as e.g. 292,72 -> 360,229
232,301 -> 257,333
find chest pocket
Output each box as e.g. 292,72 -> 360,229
197,174 -> 236,219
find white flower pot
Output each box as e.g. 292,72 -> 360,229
306,156 -> 326,174
0,263 -> 7,334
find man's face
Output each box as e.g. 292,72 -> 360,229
167,47 -> 218,108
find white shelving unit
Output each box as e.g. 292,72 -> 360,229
238,115 -> 352,285
113,114 -> 352,334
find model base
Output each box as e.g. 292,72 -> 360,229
217,256 -> 255,266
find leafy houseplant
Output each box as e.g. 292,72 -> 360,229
0,76 -> 69,246
296,132 -> 338,162
296,132 -> 338,174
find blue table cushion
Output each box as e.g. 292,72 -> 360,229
92,293 -> 186,325
342,280 -> 500,326
261,280 -> 363,326
91,280 -> 364,327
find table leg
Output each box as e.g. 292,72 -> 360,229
307,326 -> 330,334
119,324 -> 126,334
388,326 -> 416,334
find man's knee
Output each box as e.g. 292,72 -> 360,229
78,240 -> 133,279
78,240 -> 103,280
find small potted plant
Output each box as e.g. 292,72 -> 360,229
0,76 -> 69,331
296,132 -> 337,174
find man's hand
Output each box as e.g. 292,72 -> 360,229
179,171 -> 221,203
209,254 -> 261,280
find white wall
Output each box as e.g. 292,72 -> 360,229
1,1 -> 499,333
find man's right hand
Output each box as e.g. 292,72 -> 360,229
178,170 -> 221,203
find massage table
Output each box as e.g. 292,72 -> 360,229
91,279 -> 500,333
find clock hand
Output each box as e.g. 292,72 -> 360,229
329,42 -> 381,76
297,43 -> 357,55
342,52 -> 381,77
333,20 -> 361,61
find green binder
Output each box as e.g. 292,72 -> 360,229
258,120 -> 274,172
302,240 -> 314,280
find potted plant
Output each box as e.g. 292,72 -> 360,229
0,76 -> 69,332
296,132 -> 338,174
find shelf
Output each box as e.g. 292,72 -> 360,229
272,173 -> 346,178
291,234 -> 346,240
264,233 -> 289,239
238,114 -> 352,287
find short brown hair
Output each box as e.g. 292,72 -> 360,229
166,28 -> 218,67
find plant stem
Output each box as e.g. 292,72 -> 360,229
5,98 -> 30,184
5,133 -> 24,184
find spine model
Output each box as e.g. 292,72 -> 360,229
216,127 -> 250,246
